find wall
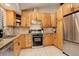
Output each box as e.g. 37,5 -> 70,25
37,4 -> 60,13
0,6 -> 6,29
24,4 -> 60,13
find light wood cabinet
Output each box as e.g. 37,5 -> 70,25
21,11 -> 37,27
30,12 -> 37,20
72,3 -> 79,12
57,7 -> 63,21
43,33 -> 53,46
21,11 -> 51,28
12,34 -> 32,55
37,12 -> 51,28
56,7 -> 63,50
12,38 -> 21,56
62,3 -> 73,16
19,35 -> 26,49
6,10 -> 16,26
56,21 -> 63,50
21,11 -> 31,27
37,12 -> 43,20
41,13 -> 51,28
50,13 -> 56,27
25,34 -> 32,48
36,12 -> 44,27
53,33 -> 57,46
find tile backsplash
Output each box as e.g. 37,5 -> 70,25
3,27 -> 55,36
43,28 -> 55,33
3,27 -> 29,36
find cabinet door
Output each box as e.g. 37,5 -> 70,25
12,39 -> 21,56
56,7 -> 63,50
21,11 -> 31,27
21,11 -> 37,27
72,3 -> 79,12
57,7 -> 63,21
63,3 -> 73,16
51,13 -> 56,27
42,13 -> 51,28
43,34 -> 53,46
36,12 -> 44,27
53,33 -> 57,46
30,12 -> 37,20
20,35 -> 26,49
25,35 -> 32,48
37,12 -> 43,20
21,11 -> 27,27
6,10 -> 16,26
57,21 -> 63,50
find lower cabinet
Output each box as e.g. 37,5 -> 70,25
12,38 -> 21,56
12,33 -> 56,55
25,34 -> 32,48
20,35 -> 26,49
43,33 -> 53,46
53,33 -> 57,46
12,34 -> 32,56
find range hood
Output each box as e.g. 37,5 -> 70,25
30,20 -> 42,30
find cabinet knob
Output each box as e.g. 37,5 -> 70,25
18,42 -> 20,46
71,8 -> 74,11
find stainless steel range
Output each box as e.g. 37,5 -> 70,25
30,30 -> 43,46
29,20 -> 43,46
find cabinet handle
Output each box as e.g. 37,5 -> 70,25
18,42 -> 20,46
71,8 -> 74,11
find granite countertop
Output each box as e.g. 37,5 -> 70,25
0,34 -> 21,49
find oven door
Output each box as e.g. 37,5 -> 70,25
33,36 -> 43,46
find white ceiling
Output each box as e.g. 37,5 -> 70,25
19,3 -> 60,10
0,3 -> 60,15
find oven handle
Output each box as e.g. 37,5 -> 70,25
32,36 -> 43,37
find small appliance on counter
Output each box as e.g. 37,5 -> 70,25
43,27 -> 56,34
0,29 -> 3,41
52,27 -> 56,33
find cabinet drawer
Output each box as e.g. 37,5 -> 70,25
26,44 -> 32,48
26,39 -> 32,42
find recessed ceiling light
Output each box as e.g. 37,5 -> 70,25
5,3 -> 10,6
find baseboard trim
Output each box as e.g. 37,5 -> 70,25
65,40 -> 79,44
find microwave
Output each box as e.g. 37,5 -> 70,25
0,29 -> 3,38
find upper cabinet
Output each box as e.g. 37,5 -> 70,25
37,12 -> 51,28
21,11 -> 31,27
62,3 -> 73,16
21,11 -> 37,27
42,13 -> 51,28
62,3 -> 79,16
6,10 -> 16,27
21,11 -> 51,28
50,13 -> 56,27
72,3 -> 79,12
57,7 -> 63,21
21,11 -> 28,27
